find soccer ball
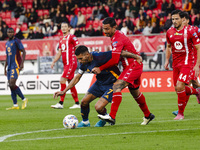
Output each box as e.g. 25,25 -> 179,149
63,115 -> 78,129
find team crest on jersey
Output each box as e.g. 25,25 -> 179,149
112,41 -> 118,47
11,43 -> 13,46
73,37 -> 77,41
61,44 -> 66,50
174,41 -> 183,50
174,32 -> 182,35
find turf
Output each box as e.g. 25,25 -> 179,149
0,92 -> 200,150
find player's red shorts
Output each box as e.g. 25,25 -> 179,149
173,65 -> 193,86
118,62 -> 143,89
190,70 -> 197,81
61,63 -> 77,80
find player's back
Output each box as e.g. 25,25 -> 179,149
6,38 -> 23,70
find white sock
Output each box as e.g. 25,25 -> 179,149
14,104 -> 18,107
82,120 -> 89,124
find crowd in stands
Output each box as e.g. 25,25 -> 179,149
0,0 -> 200,41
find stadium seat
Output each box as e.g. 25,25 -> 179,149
1,12 -> 6,19
5,18 -> 11,26
66,15 -> 70,21
104,5 -> 109,14
22,0 -> 27,4
27,4 -> 32,9
43,10 -> 49,16
116,19 -> 122,25
93,20 -> 100,30
86,7 -> 92,15
146,10 -> 153,18
85,20 -> 93,30
11,24 -> 17,31
153,9 -> 159,17
191,15 -> 197,24
21,24 -> 28,31
130,18 -> 135,24
81,7 -> 86,15
86,14 -> 92,20
11,18 -> 17,25
37,10 -> 43,17
6,11 -> 11,18
27,0 -> 33,3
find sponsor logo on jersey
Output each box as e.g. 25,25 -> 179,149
174,32 -> 182,35
112,41 -> 118,47
193,32 -> 197,36
73,37 -> 77,41
174,41 -> 183,50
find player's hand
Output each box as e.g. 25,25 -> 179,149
54,91 -> 65,99
91,67 -> 101,74
4,70 -> 7,76
136,55 -> 142,65
51,62 -> 55,69
193,65 -> 200,77
164,61 -> 169,70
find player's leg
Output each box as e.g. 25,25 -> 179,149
77,92 -> 97,127
67,79 -> 80,109
191,79 -> 200,104
129,87 -> 155,125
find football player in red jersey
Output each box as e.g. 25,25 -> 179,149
164,10 -> 200,120
51,22 -> 80,109
92,17 -> 155,125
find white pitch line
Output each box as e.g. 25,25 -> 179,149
5,128 -> 200,143
1,118 -> 200,143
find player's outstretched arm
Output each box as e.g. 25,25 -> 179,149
51,50 -> 62,69
54,73 -> 83,98
121,50 -> 142,64
164,43 -> 172,70
194,44 -> 200,77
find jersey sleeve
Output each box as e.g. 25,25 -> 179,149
71,35 -> 79,47
78,64 -> 86,74
166,30 -> 171,44
189,29 -> 200,46
16,39 -> 24,50
99,40 -> 123,71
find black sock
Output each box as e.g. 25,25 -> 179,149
75,102 -> 79,105
59,101 -> 63,105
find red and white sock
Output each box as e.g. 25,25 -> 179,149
134,93 -> 150,118
177,90 -> 187,115
70,86 -> 79,103
185,86 -> 198,95
109,92 -> 122,119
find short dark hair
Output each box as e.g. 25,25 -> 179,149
171,9 -> 184,18
102,17 -> 116,27
7,28 -> 14,32
182,11 -> 190,20
75,45 -> 89,56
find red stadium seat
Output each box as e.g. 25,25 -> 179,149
6,11 -> 11,18
146,10 -> 153,17
116,19 -> 122,25
37,10 -> 43,16
21,24 -> 28,31
27,4 -> 32,9
86,14 -> 92,20
85,20 -> 93,30
93,20 -> 100,30
81,7 -> 86,15
11,24 -> 17,31
5,18 -> 11,26
104,5 -> 109,14
86,7 -> 92,15
1,12 -> 6,19
191,15 -> 197,24
153,9 -> 159,17
43,10 -> 49,16
27,0 -> 33,3
11,18 -> 17,25
22,0 -> 27,4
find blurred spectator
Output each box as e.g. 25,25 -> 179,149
142,22 -> 152,35
159,17 -> 165,32
0,30 -> 5,41
125,15 -> 134,31
2,0 -> 9,11
164,13 -> 172,31
0,2 -> 2,12
85,24 -> 95,36
59,13 -> 69,23
96,4 -> 109,20
144,0 -> 156,10
28,8 -> 38,24
39,0 -> 48,10
49,21 -> 58,36
27,29 -> 35,39
1,24 -> 8,39
138,9 -> 146,18
74,27 -> 81,37
66,0 -> 75,15
90,5 -> 98,20
32,0 -> 40,10
43,14 -> 51,24
145,15 -> 151,25
50,7 -> 56,19
149,46 -> 163,69
151,13 -> 157,25
48,0 -> 58,9
130,0 -> 140,18
94,26 -> 103,36
120,22 -> 128,35
77,11 -> 86,28
25,9 -> 31,22
42,22 -> 50,36
166,0 -> 175,15
192,0 -> 200,13
35,27 -> 44,39
183,0 -> 192,13
9,0 -> 16,11
70,14 -> 78,28
137,15 -> 145,32
133,26 -> 141,34
56,5 -> 61,15
0,17 -> 6,26
52,12 -> 61,24
13,2 -> 25,18
194,13 -> 200,27
113,0 -> 121,17
36,16 -> 44,27
152,22 -> 160,33
118,2 -> 126,19
15,23 -> 24,40
81,27 -> 87,37
159,0 -> 168,17
59,0 -> 66,14
125,5 -> 131,19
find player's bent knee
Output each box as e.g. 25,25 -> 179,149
95,104 -> 104,113
81,100 -> 89,107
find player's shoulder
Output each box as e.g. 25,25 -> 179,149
14,37 -> 21,43
167,27 -> 175,33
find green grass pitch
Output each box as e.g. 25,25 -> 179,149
0,92 -> 200,150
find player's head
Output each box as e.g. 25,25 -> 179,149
75,45 -> 92,64
171,10 -> 184,29
182,11 -> 190,26
61,22 -> 69,34
7,28 -> 15,40
102,17 -> 117,37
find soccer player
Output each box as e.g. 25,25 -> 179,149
172,12 -> 200,116
4,28 -> 28,110
164,10 -> 200,120
92,17 -> 155,125
51,22 -> 80,109
54,45 -> 121,127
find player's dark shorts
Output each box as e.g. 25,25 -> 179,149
88,81 -> 114,102
7,68 -> 20,80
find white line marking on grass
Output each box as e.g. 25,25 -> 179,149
4,128 -> 200,142
1,118 -> 200,143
